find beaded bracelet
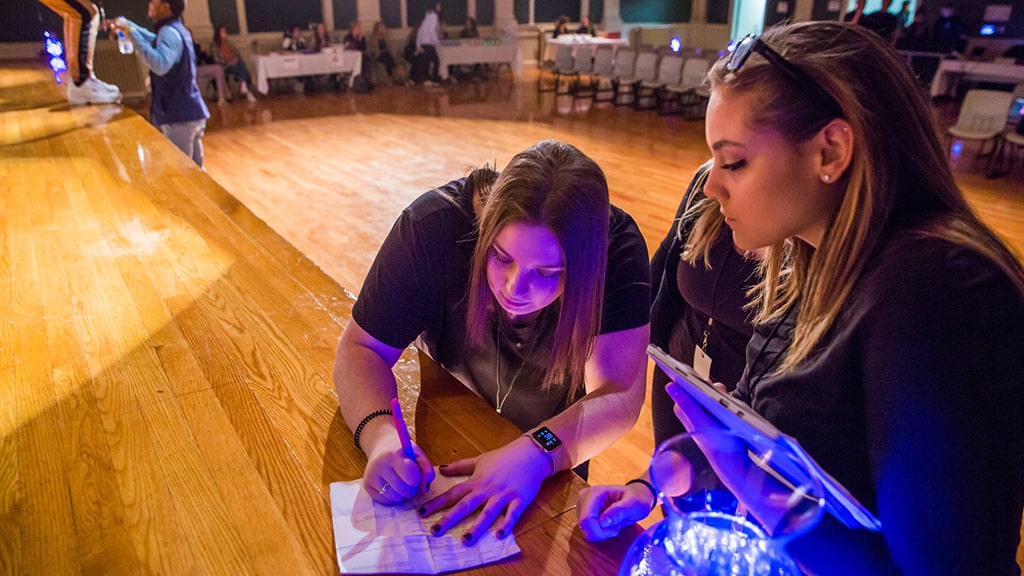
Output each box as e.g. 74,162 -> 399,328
353,409 -> 392,452
625,478 -> 659,512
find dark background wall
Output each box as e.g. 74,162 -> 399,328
621,0 -> 690,22
5,0 -> 1024,42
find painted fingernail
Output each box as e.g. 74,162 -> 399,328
430,524 -> 441,535
496,529 -> 505,539
418,507 -> 427,516
462,533 -> 473,545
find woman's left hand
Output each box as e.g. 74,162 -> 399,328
418,435 -> 551,545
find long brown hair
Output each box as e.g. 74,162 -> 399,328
466,140 -> 610,398
708,21 -> 1024,370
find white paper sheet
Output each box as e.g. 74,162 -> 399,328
330,471 -> 521,574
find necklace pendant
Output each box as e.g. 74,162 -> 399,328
496,407 -> 502,414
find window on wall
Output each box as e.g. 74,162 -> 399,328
536,1 -> 580,23
514,0 -> 528,23
381,0 -> 402,28
244,0 -> 321,32
476,0 -> 496,26
707,0 -> 730,23
333,0 -> 358,30
408,0 -> 466,27
208,0 -> 240,34
589,0 -> 605,25
621,0 -> 689,22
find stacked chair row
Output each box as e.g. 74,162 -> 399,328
538,44 -> 714,118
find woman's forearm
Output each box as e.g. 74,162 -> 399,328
530,324 -> 649,472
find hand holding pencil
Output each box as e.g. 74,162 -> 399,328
362,398 -> 435,504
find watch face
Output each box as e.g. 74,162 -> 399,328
532,426 -> 562,451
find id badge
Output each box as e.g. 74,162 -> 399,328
693,345 -> 712,380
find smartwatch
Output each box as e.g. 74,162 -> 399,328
529,426 -> 562,451
525,426 -> 561,477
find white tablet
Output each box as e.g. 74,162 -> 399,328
649,344 -> 882,531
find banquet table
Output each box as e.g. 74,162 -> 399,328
437,38 -> 524,79
929,58 -> 1024,98
253,47 -> 363,94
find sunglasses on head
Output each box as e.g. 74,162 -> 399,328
726,34 -> 844,119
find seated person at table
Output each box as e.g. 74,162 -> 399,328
369,21 -> 396,79
282,25 -> 307,51
313,22 -> 331,51
192,28 -> 228,106
211,24 -> 255,102
343,20 -> 366,52
343,20 -> 372,85
576,16 -> 596,36
335,140 -> 651,545
578,21 -> 1024,575
552,15 -> 570,38
460,17 -> 479,39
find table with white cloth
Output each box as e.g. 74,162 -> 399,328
542,35 -> 630,63
929,59 -> 1024,98
252,47 -> 363,94
437,38 -> 523,79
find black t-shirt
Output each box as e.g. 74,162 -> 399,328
649,162 -> 758,446
353,178 -> 651,431
736,234 -> 1024,574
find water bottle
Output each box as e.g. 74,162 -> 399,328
117,30 -> 134,55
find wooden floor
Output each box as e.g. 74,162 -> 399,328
195,69 -> 1024,488
4,59 -> 1024,567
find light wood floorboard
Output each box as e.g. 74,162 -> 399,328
197,71 -> 1024,513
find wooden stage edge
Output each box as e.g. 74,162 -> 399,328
0,63 -> 640,575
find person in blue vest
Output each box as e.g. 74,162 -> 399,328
111,0 -> 210,168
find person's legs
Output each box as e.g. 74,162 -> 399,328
422,44 -> 441,82
189,119 -> 206,167
224,62 -> 256,101
196,64 -> 227,104
161,122 -> 193,160
39,0 -> 120,104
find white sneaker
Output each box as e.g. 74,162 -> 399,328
423,80 -> 438,87
90,76 -> 121,96
245,91 -> 256,103
67,77 -> 121,105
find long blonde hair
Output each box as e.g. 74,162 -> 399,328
708,22 -> 1024,371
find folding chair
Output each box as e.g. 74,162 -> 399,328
539,44 -> 575,96
596,47 -> 630,104
663,57 -> 711,118
587,46 -> 615,102
572,48 -> 597,102
947,89 -> 1015,158
614,51 -> 656,107
638,54 -> 683,112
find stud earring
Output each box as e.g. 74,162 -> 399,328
822,174 -> 832,183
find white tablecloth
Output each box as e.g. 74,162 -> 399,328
542,35 -> 630,62
930,59 -> 1024,97
437,39 -> 523,79
253,48 -> 363,94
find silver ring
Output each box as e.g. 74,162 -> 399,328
378,481 -> 391,495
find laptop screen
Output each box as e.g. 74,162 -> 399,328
1010,97 -> 1024,123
